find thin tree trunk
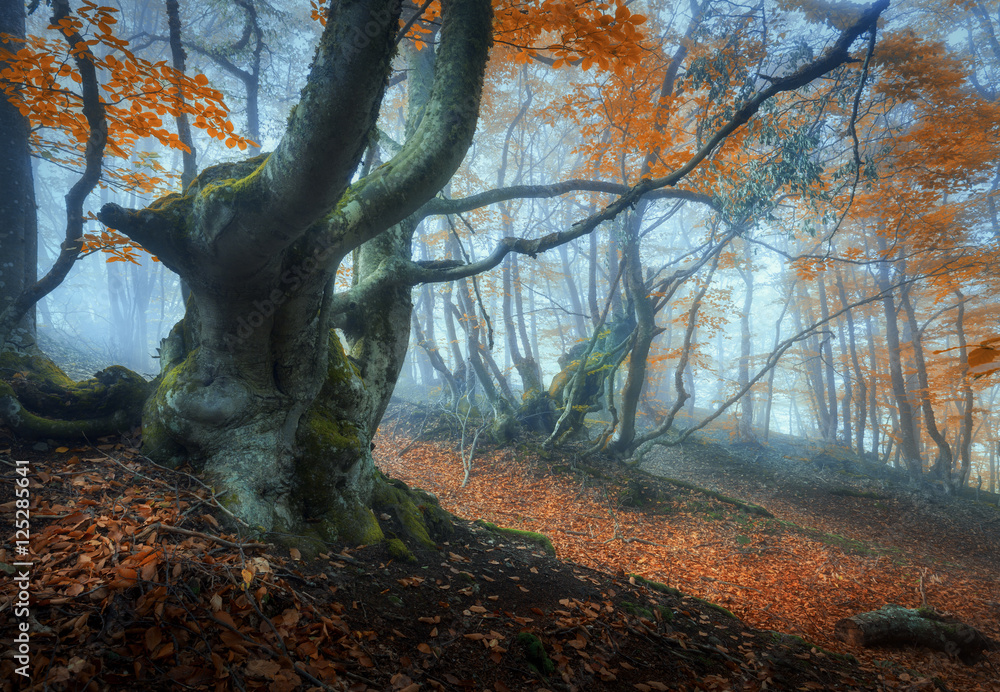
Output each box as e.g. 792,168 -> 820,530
736,242 -> 755,442
899,284 -> 953,489
865,313 -> 880,458
817,277 -> 839,441
954,289 -> 975,487
877,240 -> 922,479
837,268 -> 866,456
762,276 -> 795,442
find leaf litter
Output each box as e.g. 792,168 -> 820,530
0,428 -> 996,691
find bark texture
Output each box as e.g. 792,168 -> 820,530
834,605 -> 995,664
97,0 -> 493,542
0,0 -> 37,350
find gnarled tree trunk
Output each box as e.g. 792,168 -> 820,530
98,0 -> 493,545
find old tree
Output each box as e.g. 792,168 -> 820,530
8,0 -> 887,549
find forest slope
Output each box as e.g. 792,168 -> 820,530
1,416 -> 998,691
375,406 -> 1000,691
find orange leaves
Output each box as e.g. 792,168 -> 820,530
309,0 -> 328,27
81,225 -> 151,264
493,0 -> 648,75
957,341 -> 1000,379
399,1 -> 441,51
0,1 -> 255,208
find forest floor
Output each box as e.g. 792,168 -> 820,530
0,409 -> 998,691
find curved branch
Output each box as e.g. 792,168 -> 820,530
418,181 -> 713,219
313,0 -> 493,259
647,0 -> 888,191
1,0 -> 107,342
396,0 -> 887,288
211,0 -> 404,264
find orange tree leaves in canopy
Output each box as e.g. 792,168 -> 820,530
0,1 -> 254,262
314,0 -> 648,66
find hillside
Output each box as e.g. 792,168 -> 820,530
1,416 -> 998,691
374,406 -> 1000,692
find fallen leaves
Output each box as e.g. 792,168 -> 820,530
375,431 -> 1000,691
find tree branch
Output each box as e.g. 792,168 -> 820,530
418,182 -> 713,219
394,0 -> 887,287
311,0 -> 493,263
1,0 -> 108,341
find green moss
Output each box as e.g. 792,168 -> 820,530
621,600 -> 673,621
516,632 -> 554,675
658,476 -> 773,517
300,410 -> 361,456
619,478 -> 673,512
192,154 -> 269,201
140,351 -> 201,466
387,538 -> 415,561
694,597 -> 738,620
628,573 -> 683,597
0,353 -> 152,441
0,351 -> 73,387
302,503 -> 385,547
373,476 -> 437,549
143,191 -> 192,236
620,600 -> 648,617
474,520 -> 556,556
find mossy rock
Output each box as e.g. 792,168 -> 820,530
516,632 -> 554,675
387,538 -> 415,561
374,475 -> 453,548
619,478 -> 673,511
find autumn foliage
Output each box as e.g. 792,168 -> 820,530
0,1 -> 253,263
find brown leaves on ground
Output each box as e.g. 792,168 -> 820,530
375,432 -> 1000,692
1,431 -> 998,691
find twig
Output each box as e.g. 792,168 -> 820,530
620,537 -> 669,548
138,521 -> 269,550
87,441 -> 249,527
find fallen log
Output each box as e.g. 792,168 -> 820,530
834,604 -> 995,664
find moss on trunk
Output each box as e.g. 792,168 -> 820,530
0,351 -> 151,440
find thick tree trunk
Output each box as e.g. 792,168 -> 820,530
0,0 -> 38,351
99,0 -> 494,543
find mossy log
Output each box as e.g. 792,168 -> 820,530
834,604 -> 995,664
0,352 -> 152,440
